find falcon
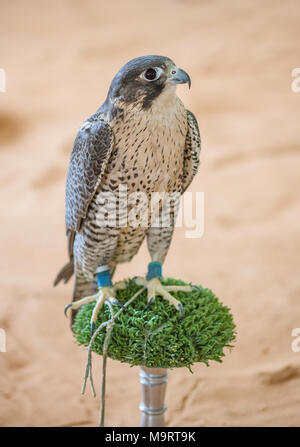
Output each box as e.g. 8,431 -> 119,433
54,55 -> 201,333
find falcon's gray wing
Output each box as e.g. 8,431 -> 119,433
181,110 -> 201,193
54,117 -> 114,287
66,117 -> 114,232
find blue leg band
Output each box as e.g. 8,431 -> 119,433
146,262 -> 162,280
96,266 -> 112,288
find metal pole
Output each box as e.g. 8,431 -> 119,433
139,367 -> 168,427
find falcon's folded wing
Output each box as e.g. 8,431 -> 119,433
54,117 -> 114,286
182,110 -> 201,193
66,117 -> 114,232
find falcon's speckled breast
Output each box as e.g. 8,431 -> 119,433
80,89 -> 187,271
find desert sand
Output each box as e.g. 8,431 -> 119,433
0,0 -> 300,426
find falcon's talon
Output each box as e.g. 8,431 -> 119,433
111,298 -> 125,309
64,283 -> 126,334
146,297 -> 155,309
64,303 -> 72,317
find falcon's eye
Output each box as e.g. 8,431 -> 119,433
144,68 -> 157,80
140,67 -> 163,82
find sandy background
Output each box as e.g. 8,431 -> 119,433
1,0 -> 300,426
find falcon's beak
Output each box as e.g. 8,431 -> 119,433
168,68 -> 191,89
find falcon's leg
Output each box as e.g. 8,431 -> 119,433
134,263 -> 193,318
138,197 -> 193,317
66,228 -> 123,333
65,265 -> 126,334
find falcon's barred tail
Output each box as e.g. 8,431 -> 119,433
53,261 -> 74,286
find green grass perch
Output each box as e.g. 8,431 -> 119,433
73,278 -> 235,427
74,278 -> 235,370
73,277 -> 236,426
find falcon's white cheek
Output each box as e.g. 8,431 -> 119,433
151,83 -> 177,113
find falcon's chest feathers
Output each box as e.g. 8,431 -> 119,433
104,87 -> 188,195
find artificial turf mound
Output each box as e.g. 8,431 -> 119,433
73,278 -> 236,370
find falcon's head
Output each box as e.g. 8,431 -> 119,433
105,55 -> 191,112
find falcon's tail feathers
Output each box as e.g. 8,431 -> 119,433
54,261 -> 74,286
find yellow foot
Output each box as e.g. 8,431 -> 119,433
134,277 -> 194,318
64,281 -> 127,334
